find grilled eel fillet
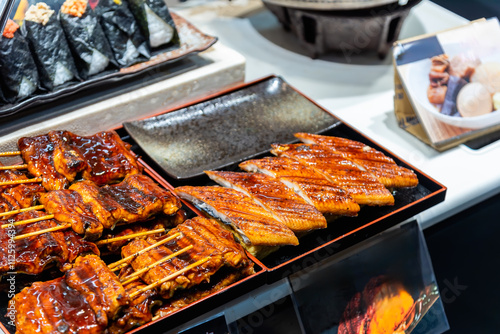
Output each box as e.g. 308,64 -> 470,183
175,186 -> 299,247
107,268 -> 162,334
295,133 -> 419,188
14,255 -> 129,334
239,156 -> 360,216
205,171 -> 327,232
65,255 -> 129,326
14,277 -> 106,334
40,174 -> 182,239
40,189 -> 104,240
69,131 -> 142,186
155,267 -> 252,319
18,130 -> 142,191
0,211 -> 99,276
271,144 -> 394,206
1,163 -> 45,216
70,174 -> 182,227
122,217 -> 254,299
18,131 -> 81,190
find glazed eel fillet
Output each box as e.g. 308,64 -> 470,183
18,130 -> 142,191
174,186 -> 299,250
239,156 -> 360,217
271,144 -> 394,206
0,211 -> 98,276
0,162 -> 45,215
14,255 -> 129,334
205,170 -> 327,232
295,133 -> 419,189
121,217 -> 254,299
39,174 -> 182,239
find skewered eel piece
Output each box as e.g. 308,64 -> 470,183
0,162 -> 45,217
121,217 -> 254,299
0,211 -> 99,277
37,174 -> 182,239
13,255 -> 129,334
17,130 -> 142,190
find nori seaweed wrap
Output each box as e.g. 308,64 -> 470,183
59,0 -> 117,79
24,3 -> 79,91
128,0 -> 179,49
0,20 -> 40,102
95,0 -> 150,67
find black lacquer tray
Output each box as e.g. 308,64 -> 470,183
124,75 -> 447,283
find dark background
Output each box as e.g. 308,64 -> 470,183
422,2 -> 500,334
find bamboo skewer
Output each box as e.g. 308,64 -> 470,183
129,256 -> 211,299
108,232 -> 181,270
0,151 -> 21,157
0,164 -> 28,171
13,224 -> 71,240
0,205 -> 44,218
0,177 -> 42,187
95,228 -> 166,247
1,214 -> 54,228
121,245 -> 194,285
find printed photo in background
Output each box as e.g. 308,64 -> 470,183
289,221 -> 449,334
394,18 -> 500,149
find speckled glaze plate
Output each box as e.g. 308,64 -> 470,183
0,12 -> 217,117
123,76 -> 340,179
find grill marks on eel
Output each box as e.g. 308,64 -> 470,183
271,143 -> 395,206
174,186 -> 299,247
205,171 -> 327,233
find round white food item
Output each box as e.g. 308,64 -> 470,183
456,82 -> 493,117
470,62 -> 500,95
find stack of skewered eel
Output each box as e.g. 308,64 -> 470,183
0,130 -> 254,334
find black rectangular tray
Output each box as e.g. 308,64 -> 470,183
0,161 -> 265,334
121,75 -> 447,283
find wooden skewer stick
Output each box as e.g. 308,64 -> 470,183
108,232 -> 181,270
121,244 -> 194,285
13,224 -> 70,240
95,228 -> 166,247
0,205 -> 45,218
0,164 -> 28,171
0,177 -> 42,187
0,151 -> 21,157
1,214 -> 54,228
129,256 -> 211,299
152,315 -> 160,322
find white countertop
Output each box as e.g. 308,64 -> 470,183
173,0 -> 499,229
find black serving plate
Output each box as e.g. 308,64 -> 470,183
123,75 -> 447,283
124,76 -> 340,179
0,12 -> 217,118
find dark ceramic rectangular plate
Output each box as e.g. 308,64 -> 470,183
123,76 -> 340,180
0,12 -> 217,118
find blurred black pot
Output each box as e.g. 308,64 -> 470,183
262,0 -> 422,59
